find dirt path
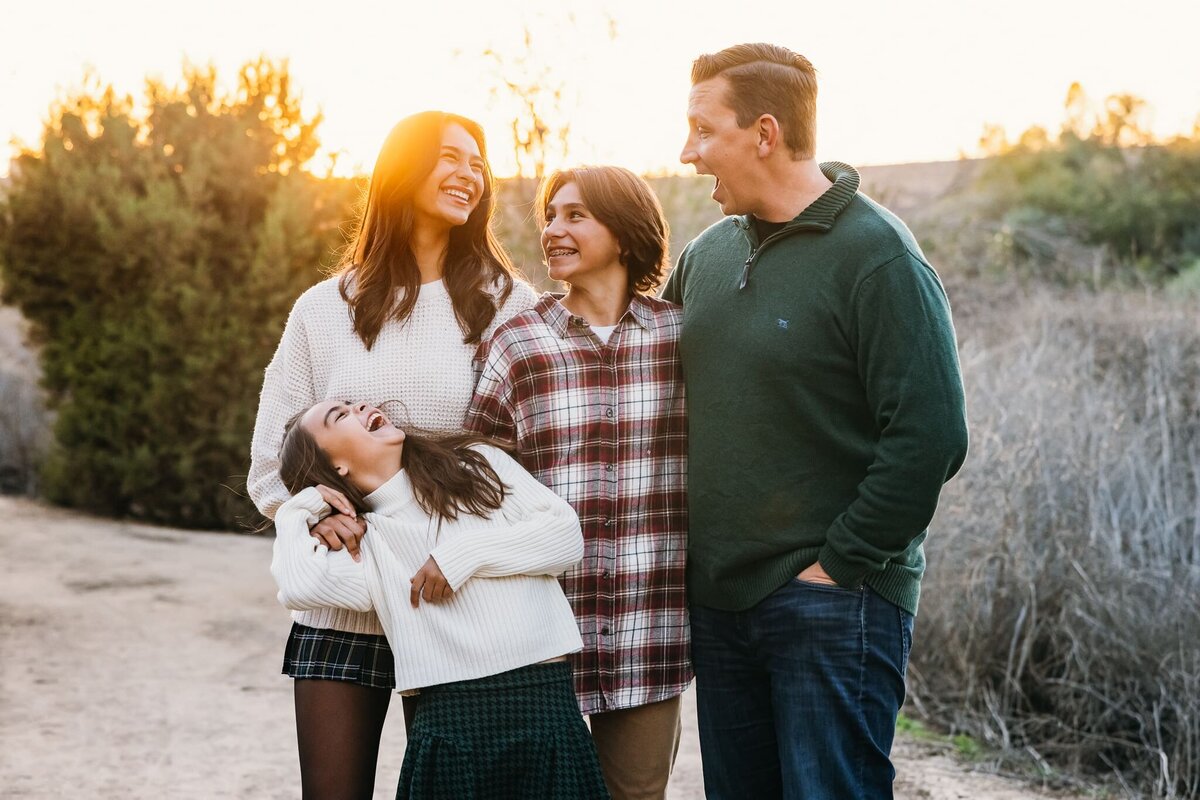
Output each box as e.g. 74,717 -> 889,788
0,495 -> 1077,798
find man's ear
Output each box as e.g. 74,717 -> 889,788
756,114 -> 782,157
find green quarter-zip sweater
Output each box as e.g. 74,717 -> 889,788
661,162 -> 968,615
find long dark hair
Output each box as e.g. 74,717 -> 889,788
338,111 -> 519,349
278,412 -> 506,521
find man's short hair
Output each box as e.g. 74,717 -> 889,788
691,43 -> 818,159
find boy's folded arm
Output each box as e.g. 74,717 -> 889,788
430,447 -> 584,590
270,487 -> 373,612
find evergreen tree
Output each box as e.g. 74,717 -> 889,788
0,59 -> 356,528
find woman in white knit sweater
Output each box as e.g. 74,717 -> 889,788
272,399 -> 608,799
247,111 -> 537,798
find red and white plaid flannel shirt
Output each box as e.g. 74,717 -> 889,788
465,293 -> 691,714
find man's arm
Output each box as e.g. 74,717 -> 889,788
818,252 -> 969,588
659,243 -> 690,305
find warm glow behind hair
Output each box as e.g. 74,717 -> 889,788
536,165 -> 670,295
337,111 -> 519,349
691,43 -> 818,160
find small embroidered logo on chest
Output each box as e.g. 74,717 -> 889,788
776,318 -> 789,330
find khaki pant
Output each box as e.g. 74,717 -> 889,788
588,695 -> 683,800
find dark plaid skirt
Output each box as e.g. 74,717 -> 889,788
281,622 -> 396,689
398,661 -> 609,800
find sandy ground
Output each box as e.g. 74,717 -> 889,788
0,495 -> 1078,799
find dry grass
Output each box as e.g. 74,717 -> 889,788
914,285 -> 1200,798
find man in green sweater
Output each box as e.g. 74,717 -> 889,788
661,43 -> 969,799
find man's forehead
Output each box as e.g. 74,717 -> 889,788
688,78 -> 731,115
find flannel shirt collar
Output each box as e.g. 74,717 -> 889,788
534,292 -> 655,339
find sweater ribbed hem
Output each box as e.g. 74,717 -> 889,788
864,568 -> 922,617
291,607 -> 385,636
394,635 -> 582,694
688,546 -> 922,617
817,543 -> 870,589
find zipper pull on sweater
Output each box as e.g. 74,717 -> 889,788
739,255 -> 753,290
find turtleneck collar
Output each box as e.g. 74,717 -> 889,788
363,468 -> 417,515
734,161 -> 860,241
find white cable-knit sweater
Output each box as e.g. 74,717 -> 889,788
270,445 -> 585,692
249,275 -> 538,634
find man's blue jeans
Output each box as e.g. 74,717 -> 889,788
691,579 -> 913,799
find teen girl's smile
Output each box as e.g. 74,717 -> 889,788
541,182 -> 623,286
413,122 -> 486,230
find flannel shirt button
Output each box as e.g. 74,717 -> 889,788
601,626 -> 610,635
605,517 -> 615,527
602,569 -> 610,578
605,407 -> 614,418
604,463 -> 614,472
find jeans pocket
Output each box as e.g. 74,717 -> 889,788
898,608 -> 914,668
791,577 -> 858,594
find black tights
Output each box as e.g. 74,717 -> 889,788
294,679 -> 392,800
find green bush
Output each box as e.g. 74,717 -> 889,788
0,60 -> 356,528
973,121 -> 1200,286
1166,257 -> 1200,298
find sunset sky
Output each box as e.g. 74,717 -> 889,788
2,0 -> 1197,178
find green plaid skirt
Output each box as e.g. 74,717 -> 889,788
397,661 -> 609,800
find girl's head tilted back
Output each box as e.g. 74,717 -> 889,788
535,165 -> 670,295
279,400 -> 505,520
279,400 -> 404,513
339,111 -> 518,349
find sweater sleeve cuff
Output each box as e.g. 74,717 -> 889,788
277,487 -> 330,530
429,536 -> 482,591
818,544 -> 870,589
